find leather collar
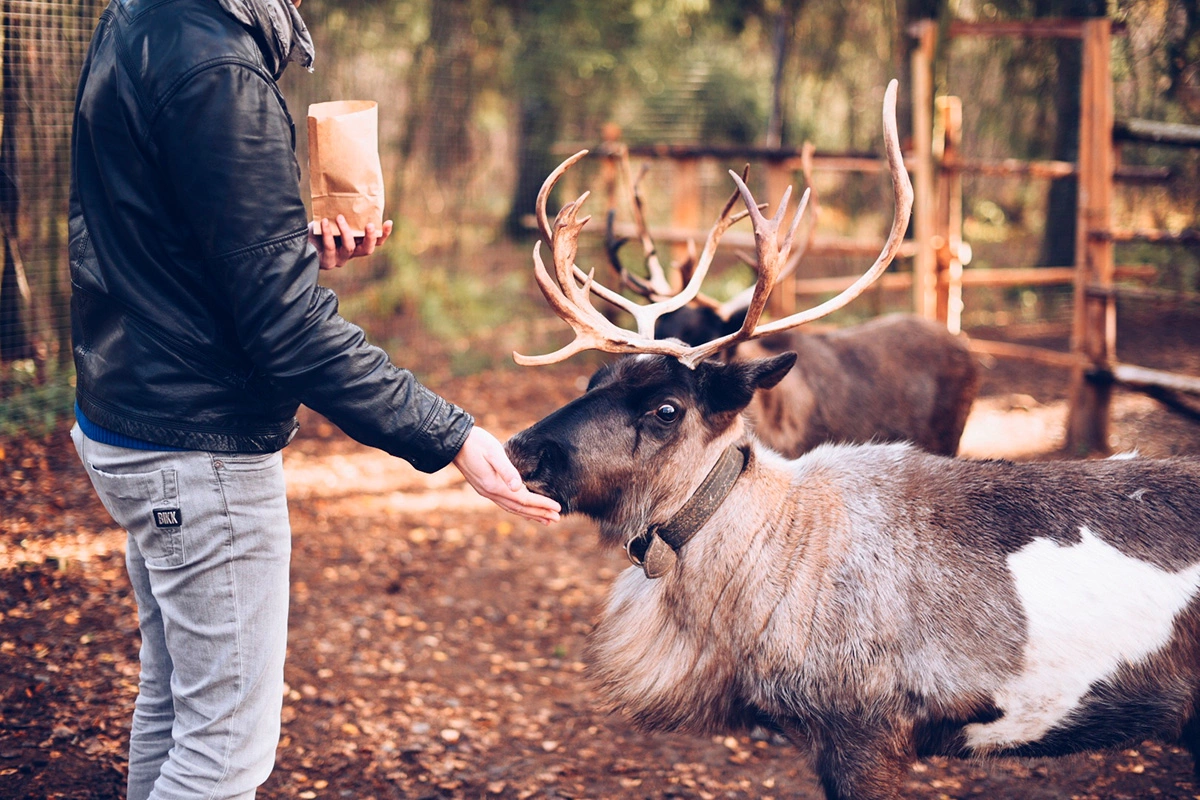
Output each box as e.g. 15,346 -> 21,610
625,445 -> 749,579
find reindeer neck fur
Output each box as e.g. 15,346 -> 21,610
591,444 -> 1200,753
585,440 -> 1024,737
585,438 -> 846,734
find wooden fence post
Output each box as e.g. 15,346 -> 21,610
600,122 -> 622,221
911,20 -> 938,319
1066,18 -> 1115,455
935,96 -> 964,333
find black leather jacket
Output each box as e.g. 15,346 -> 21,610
69,0 -> 472,471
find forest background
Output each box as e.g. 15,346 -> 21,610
1,0 -> 1198,431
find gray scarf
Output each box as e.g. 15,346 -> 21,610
216,0 -> 315,78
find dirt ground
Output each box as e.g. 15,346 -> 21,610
4,301 -> 1200,800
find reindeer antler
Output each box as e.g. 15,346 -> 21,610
515,153 -> 751,365
515,79 -> 913,370
714,141 -> 820,322
607,144 -> 818,324
604,151 -> 749,306
606,152 -> 676,298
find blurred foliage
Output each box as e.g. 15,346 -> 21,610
269,0 -> 1200,369
285,0 -> 1198,232
0,359 -> 75,438
4,0 -> 1197,394
333,237 -> 537,377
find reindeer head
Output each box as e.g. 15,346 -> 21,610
505,351 -> 795,544
506,80 -> 912,546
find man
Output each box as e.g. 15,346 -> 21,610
68,1 -> 560,797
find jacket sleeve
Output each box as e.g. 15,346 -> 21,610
152,62 -> 472,472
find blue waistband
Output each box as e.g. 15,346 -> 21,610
75,402 -> 187,451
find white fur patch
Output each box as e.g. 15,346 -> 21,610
964,526 -> 1200,750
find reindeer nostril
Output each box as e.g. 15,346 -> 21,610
504,441 -> 535,479
504,431 -> 557,482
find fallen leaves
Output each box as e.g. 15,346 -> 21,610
8,383 -> 1200,798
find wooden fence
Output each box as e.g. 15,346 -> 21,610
912,18 -> 1200,455
578,16 -> 1199,456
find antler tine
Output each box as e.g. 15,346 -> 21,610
536,150 -> 590,242
519,149 -> 629,364
549,192 -> 594,299
717,175 -> 810,346
679,79 -> 913,368
621,154 -> 675,297
608,157 -> 763,316
660,165 -> 759,311
675,238 -> 699,287
588,161 -> 755,330
532,149 -> 656,333
712,188 -> 810,324
779,141 -> 820,284
652,167 -> 761,315
646,172 -> 757,322
676,239 -> 728,312
514,241 -> 689,365
604,209 -> 660,298
716,142 -> 821,322
608,153 -> 746,310
602,146 -> 658,298
515,150 -> 696,365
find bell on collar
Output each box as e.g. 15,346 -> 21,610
626,531 -> 678,579
642,533 -> 679,578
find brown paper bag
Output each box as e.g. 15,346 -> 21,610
307,100 -> 385,238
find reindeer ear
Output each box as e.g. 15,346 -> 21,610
700,352 -> 797,415
750,352 -> 797,390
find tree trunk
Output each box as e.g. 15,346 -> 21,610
895,0 -> 943,146
1037,0 -> 1105,268
506,91 -> 561,240
765,8 -> 790,148
401,0 -> 476,182
504,15 -> 562,241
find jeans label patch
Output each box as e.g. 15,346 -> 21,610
153,508 -> 182,528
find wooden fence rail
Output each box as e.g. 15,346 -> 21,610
1114,118 -> 1200,147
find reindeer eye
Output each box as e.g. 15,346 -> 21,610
655,403 -> 679,423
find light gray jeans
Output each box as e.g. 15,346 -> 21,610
72,425 -> 291,800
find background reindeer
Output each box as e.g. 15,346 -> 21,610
505,82 -> 1200,800
603,133 -> 978,457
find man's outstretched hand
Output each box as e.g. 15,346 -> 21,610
452,427 -> 561,526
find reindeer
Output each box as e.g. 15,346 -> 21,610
504,82 -> 1200,800
603,130 -> 978,457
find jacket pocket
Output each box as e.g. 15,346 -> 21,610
69,215 -> 106,296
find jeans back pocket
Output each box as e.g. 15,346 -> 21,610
85,465 -> 185,568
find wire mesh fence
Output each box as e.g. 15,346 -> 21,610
1,0 -> 106,434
